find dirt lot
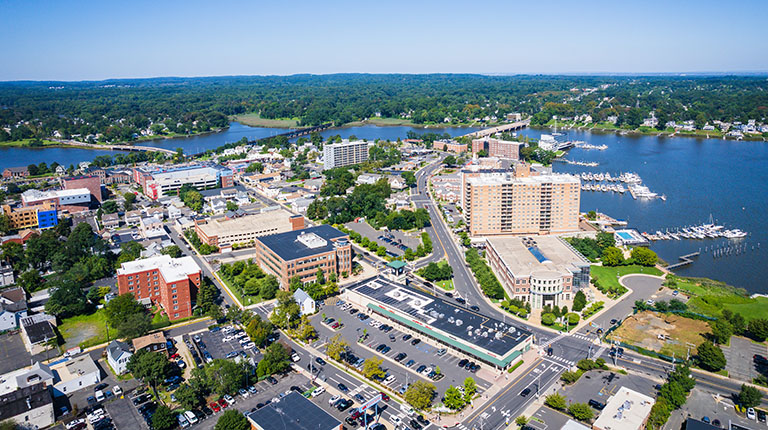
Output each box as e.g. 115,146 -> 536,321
608,311 -> 711,357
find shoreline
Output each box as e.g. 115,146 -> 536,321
533,123 -> 767,142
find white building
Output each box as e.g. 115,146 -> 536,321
106,340 -> 133,375
323,140 -> 370,170
51,355 -> 101,396
592,386 -> 655,430
293,289 -> 316,316
0,287 -> 27,331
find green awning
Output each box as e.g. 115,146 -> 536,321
387,260 -> 408,269
367,304 -> 522,368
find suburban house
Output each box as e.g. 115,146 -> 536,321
2,166 -> 29,178
101,213 -> 120,229
106,340 -> 133,375
124,210 -> 142,225
132,332 -> 168,355
50,355 -> 101,396
293,288 -> 316,316
0,287 -> 28,331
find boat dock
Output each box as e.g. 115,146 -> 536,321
668,252 -> 700,270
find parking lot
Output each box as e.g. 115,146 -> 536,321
0,332 -> 31,374
343,221 -> 421,257
667,387 -> 768,430
723,336 -> 768,383
559,369 -> 657,406
183,325 -> 262,367
311,299 -> 494,399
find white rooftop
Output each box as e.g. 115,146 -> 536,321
296,232 -> 327,249
117,254 -> 201,282
486,236 -> 590,279
592,386 -> 655,430
466,171 -> 579,186
22,187 -> 91,202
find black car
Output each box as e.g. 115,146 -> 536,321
402,334 -> 412,341
411,338 -> 421,346
758,410 -> 767,423
589,399 -> 606,410
444,292 -> 453,298
470,305 -> 480,311
315,357 -> 327,366
520,388 -> 531,397
201,406 -> 213,416
394,353 -> 407,362
94,383 -> 109,391
610,319 -> 618,325
345,416 -> 359,427
338,383 -> 349,392
455,297 -> 466,304
193,410 -> 206,421
290,386 -> 302,392
381,346 -> 391,354
337,399 -> 354,412
376,344 -> 387,352
416,365 -> 427,373
410,419 -> 424,430
349,309 -> 358,315
458,358 -> 469,367
267,376 -> 278,385
547,347 -> 554,356
416,415 -> 430,426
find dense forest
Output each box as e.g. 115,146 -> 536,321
0,74 -> 766,142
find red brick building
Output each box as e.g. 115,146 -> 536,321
62,175 -> 103,203
116,255 -> 202,320
2,167 -> 29,178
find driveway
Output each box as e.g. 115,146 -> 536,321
722,336 -> 768,383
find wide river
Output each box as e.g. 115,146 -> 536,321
1,122 -> 765,292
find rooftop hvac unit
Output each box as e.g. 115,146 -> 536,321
448,317 -> 455,323
467,325 -> 473,332
456,319 -> 463,326
482,332 -> 489,338
439,313 -> 445,318
508,326 -> 516,333
495,332 -> 503,339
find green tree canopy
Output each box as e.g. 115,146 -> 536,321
214,410 -> 250,430
739,384 -> 763,408
404,380 -> 436,410
696,341 -> 726,372
151,405 -> 177,430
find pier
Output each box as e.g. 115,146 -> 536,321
462,119 -> 530,138
667,252 -> 700,270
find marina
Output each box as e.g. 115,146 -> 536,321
560,159 -> 600,167
574,142 -> 608,150
639,222 -> 748,242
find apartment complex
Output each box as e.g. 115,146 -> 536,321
21,188 -> 92,213
433,139 -> 468,153
463,163 -> 580,236
254,225 -> 352,287
2,201 -> 58,230
323,140 -> 369,170
133,164 -> 234,199
485,236 -> 590,309
471,137 -> 524,160
116,255 -> 202,320
195,208 -> 304,248
62,175 -> 103,202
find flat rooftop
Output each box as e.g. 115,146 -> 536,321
257,225 -> 347,261
197,208 -> 295,238
246,391 -> 341,430
593,386 -> 655,430
22,188 -> 91,201
117,254 -> 201,283
51,355 -> 99,383
466,171 -> 578,186
487,236 -> 590,278
348,277 -> 532,366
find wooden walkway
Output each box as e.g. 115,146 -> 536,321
667,251 -> 701,270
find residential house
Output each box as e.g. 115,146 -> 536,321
208,198 -> 227,214
146,207 -> 165,220
0,287 -> 27,331
293,289 -> 316,316
291,197 -> 315,214
0,261 -> 15,287
124,210 -> 142,225
132,332 -> 168,355
106,340 -> 133,375
101,213 -> 120,229
50,355 -> 101,396
167,205 -> 182,220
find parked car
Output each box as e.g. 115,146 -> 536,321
209,402 -> 221,413
338,383 -> 349,392
411,338 -> 421,346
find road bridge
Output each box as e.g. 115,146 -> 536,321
461,118 -> 531,138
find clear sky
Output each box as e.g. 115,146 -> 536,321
1,0 -> 767,81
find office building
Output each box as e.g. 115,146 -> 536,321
433,139 -> 468,153
246,392 -> 341,430
345,276 -> 533,370
323,140 -> 369,170
485,236 -> 590,309
592,387 -> 655,430
21,188 -> 92,213
195,208 -> 304,249
133,164 -> 234,199
254,225 -> 352,288
462,163 -> 580,236
2,201 -> 58,230
117,255 -> 202,320
62,175 -> 103,202
471,137 -> 524,160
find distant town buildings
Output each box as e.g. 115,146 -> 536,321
116,255 -> 202,320
462,163 -> 580,236
485,236 -> 590,309
194,208 -> 303,249
253,225 -> 352,288
323,140 -> 369,170
2,166 -> 29,179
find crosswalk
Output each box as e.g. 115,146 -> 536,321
569,333 -> 593,342
545,355 -> 575,366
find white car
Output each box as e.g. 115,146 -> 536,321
383,375 -> 396,385
291,353 -> 301,362
390,416 -> 403,427
748,407 -> 756,420
329,394 -> 341,405
311,386 -> 326,397
223,335 -> 235,342
243,342 -> 256,349
113,385 -> 122,396
223,394 -> 235,404
184,410 -> 199,425
94,390 -> 105,402
239,338 -> 250,345
421,367 -> 433,375
66,419 -> 86,430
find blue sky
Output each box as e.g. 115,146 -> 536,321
1,0 -> 766,81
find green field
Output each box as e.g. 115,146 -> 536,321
233,113 -> 299,128
0,138 -> 64,148
667,275 -> 768,320
591,264 -> 662,293
435,279 -> 454,291
59,309 -> 113,349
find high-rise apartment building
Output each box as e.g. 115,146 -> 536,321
471,137 -> 524,160
462,163 -> 580,236
323,140 -> 369,170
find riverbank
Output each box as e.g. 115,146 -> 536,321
666,274 -> 768,320
0,138 -> 78,148
538,120 -> 767,142
231,113 -> 300,128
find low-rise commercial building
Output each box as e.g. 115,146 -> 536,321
246,391 -> 341,430
50,355 -> 101,396
323,140 -> 369,170
486,236 -> 590,309
433,139 -> 468,153
344,276 -> 533,370
195,208 -> 303,249
21,188 -> 92,213
133,164 -> 234,199
2,202 -> 58,230
2,166 -> 29,178
592,387 -> 655,430
20,313 -> 57,355
0,382 -> 55,430
117,255 -> 202,320
254,225 -> 352,288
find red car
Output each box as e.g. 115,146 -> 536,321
170,353 -> 180,360
209,402 -> 221,413
379,392 -> 390,402
218,398 -> 229,409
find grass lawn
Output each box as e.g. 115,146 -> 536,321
591,264 -> 662,292
59,309 -> 113,349
666,275 -> 768,320
435,279 -> 454,291
0,138 -> 62,148
232,113 -> 299,128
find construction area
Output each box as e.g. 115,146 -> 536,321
607,311 -> 711,358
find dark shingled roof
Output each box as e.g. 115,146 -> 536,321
0,382 -> 53,422
246,392 -> 341,430
23,321 -> 55,345
257,225 -> 347,262
4,166 -> 28,173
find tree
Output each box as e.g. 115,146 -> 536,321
246,162 -> 264,173
256,343 -> 290,377
443,386 -> 465,409
16,270 -> 43,293
545,393 -> 567,410
572,290 -> 587,312
161,245 -> 182,258
269,291 -> 300,329
630,247 -> 657,266
515,416 -> 529,427
316,268 -> 325,285
105,293 -> 152,339
748,318 -> 768,342
739,384 -> 763,408
127,350 -> 170,399
175,383 -> 202,410
214,410 -> 250,430
0,214 -> 12,235
197,277 -> 220,316
443,155 -> 456,166
601,247 -> 625,266
151,405 -> 177,430
402,171 -> 416,187
463,377 -> 477,403
101,200 -> 119,214
45,279 -> 89,317
404,380 -> 436,410
568,402 -> 594,421
245,315 -> 273,347
541,313 -> 556,325
696,341 -> 726,372
376,246 -> 387,257
204,359 -> 248,394
0,421 -> 19,430
226,201 -> 239,211
362,357 -> 386,380
710,319 -> 733,344
326,334 -> 349,361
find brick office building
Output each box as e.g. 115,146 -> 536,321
62,175 -> 103,203
116,255 -> 202,320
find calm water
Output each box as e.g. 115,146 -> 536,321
518,128 -> 768,293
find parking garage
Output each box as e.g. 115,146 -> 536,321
343,276 -> 533,370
